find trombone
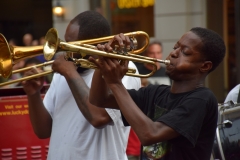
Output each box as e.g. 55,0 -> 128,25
0,28 -> 147,79
0,28 -> 170,87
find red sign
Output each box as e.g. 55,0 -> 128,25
0,94 -> 49,160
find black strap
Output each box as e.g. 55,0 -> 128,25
237,85 -> 240,103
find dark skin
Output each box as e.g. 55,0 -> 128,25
22,23 -> 112,139
89,31 -> 213,146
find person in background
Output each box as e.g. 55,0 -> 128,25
89,27 -> 226,160
16,57 -> 49,87
127,128 -> 141,160
35,36 -> 47,63
31,39 -> 39,46
8,38 -> 18,46
22,33 -> 33,46
224,84 -> 240,104
22,11 -> 141,160
39,36 -> 46,46
135,40 -> 171,86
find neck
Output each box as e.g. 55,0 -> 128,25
171,80 -> 204,93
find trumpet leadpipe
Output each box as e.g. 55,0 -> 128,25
127,53 -> 170,65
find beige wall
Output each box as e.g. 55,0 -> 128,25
154,0 -> 206,60
52,0 -> 90,40
52,0 -> 207,59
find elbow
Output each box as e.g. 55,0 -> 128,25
37,135 -> 50,139
89,98 -> 104,108
35,132 -> 50,139
138,132 -> 157,146
89,98 -> 97,106
90,117 -> 110,129
33,129 -> 51,139
91,122 -> 106,129
140,138 -> 155,146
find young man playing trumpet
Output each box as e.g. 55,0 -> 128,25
89,27 -> 226,160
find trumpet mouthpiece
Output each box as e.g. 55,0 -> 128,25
164,60 -> 170,65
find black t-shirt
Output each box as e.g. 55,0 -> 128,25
124,85 -> 218,160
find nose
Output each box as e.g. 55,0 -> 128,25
169,49 -> 179,58
153,52 -> 159,58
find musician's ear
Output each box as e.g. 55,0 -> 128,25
199,61 -> 212,73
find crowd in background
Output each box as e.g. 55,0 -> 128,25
0,33 -> 53,88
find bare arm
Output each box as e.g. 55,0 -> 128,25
89,69 -> 120,109
89,34 -> 180,145
52,54 -> 112,128
22,68 -> 52,139
109,82 -> 180,145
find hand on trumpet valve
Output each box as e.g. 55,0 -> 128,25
52,53 -> 77,76
22,66 -> 45,96
97,33 -> 131,54
89,33 -> 132,84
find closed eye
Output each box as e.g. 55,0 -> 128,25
173,46 -> 178,50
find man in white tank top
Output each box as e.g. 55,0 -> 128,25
22,11 -> 141,160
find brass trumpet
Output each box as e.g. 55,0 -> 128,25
43,28 -> 169,77
0,28 -> 170,87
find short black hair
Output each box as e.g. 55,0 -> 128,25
70,11 -> 111,40
24,57 -> 41,67
149,40 -> 162,47
190,27 -> 226,73
143,40 -> 162,56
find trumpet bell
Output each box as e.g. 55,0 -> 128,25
0,34 -> 13,78
44,28 -> 60,61
0,33 -> 43,78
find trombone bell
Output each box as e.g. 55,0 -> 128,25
0,33 -> 43,78
0,34 -> 13,78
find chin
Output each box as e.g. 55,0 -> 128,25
165,70 -> 171,78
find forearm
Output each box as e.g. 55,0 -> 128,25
64,70 -> 112,127
89,70 -> 119,109
27,92 -> 52,138
109,83 -> 171,145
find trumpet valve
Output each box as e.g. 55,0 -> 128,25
129,37 -> 137,51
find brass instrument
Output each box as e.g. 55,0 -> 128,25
0,28 -> 147,79
0,34 -> 43,78
43,28 -> 169,77
0,28 -> 170,87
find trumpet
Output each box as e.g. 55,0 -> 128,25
43,28 -> 169,77
0,28 -> 170,87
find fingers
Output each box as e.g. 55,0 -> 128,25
96,34 -> 131,53
89,56 -> 101,68
96,44 -> 106,51
113,33 -> 131,51
119,60 -> 129,67
21,66 -> 44,85
119,33 -> 131,50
